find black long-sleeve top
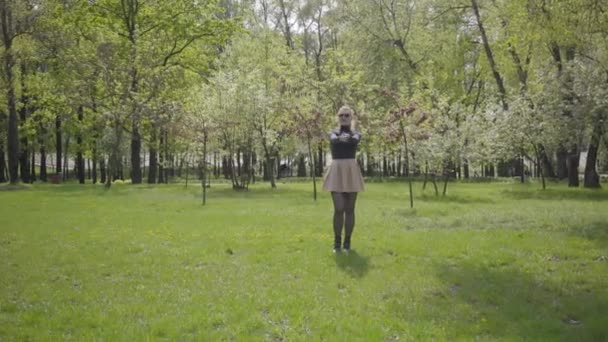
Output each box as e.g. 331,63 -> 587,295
328,126 -> 361,160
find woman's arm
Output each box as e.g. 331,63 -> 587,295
347,130 -> 361,146
329,129 -> 361,145
329,130 -> 340,145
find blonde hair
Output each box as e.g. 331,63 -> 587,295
337,105 -> 357,130
338,105 -> 353,116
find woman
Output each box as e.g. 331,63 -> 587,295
323,105 -> 365,253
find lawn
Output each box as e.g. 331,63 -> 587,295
1,180 -> 607,340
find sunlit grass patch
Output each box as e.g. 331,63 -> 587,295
1,181 -> 607,340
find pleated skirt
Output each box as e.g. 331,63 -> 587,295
323,159 -> 365,193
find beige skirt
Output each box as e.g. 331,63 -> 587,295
323,159 -> 365,193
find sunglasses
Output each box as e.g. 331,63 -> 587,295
338,114 -> 350,118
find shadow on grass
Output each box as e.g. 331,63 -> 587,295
418,193 -> 494,204
207,184 -> 320,199
27,183 -> 135,197
567,221 -> 608,247
24,183 -> 202,198
0,183 -> 32,191
501,188 -> 608,202
427,262 -> 608,340
334,250 -> 370,278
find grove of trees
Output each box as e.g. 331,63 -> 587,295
1,0 -> 607,191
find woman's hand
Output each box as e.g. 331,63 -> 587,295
338,132 -> 350,142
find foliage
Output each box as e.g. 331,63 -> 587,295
2,0 -> 608,189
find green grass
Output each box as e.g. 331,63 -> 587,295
1,181 -> 607,340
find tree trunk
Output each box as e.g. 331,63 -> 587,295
159,128 -> 165,184
422,164 -> 429,191
556,146 -> 568,179
308,152 -> 315,178
471,0 -> 508,111
403,152 -> 409,177
538,144 -> 556,178
408,178 -> 414,209
202,130 -> 208,205
177,153 -> 184,178
30,151 -> 35,182
262,158 -> 269,181
213,151 -> 218,178
552,43 -> 579,185
242,150 -> 251,185
519,154 -> 525,183
316,143 -> 323,177
275,151 -> 281,180
534,145 -> 547,190
222,155 -> 230,179
148,148 -> 157,184
584,121 -> 602,188
431,174 -> 439,196
397,150 -> 402,177
382,149 -> 388,177
120,156 -> 125,180
164,129 -> 169,183
38,121 -> 47,181
540,164 -> 546,190
112,158 -> 119,182
131,118 -> 142,183
2,7 -> 19,184
39,143 -> 47,182
127,8 -> 142,185
92,149 -> 97,184
567,146 -> 579,187
306,133 -> 317,201
55,115 -> 62,174
497,161 -> 510,177
119,157 -> 125,180
236,148 -> 242,180
148,128 -> 158,184
0,139 -> 6,183
484,164 -> 495,177
550,41 -> 569,181
63,137 -> 70,180
263,150 -> 276,188
260,136 -> 277,187
278,0 -> 294,49
76,106 -> 85,184
105,115 -> 125,188
367,154 -> 374,177
168,154 -> 174,178
297,154 -> 306,177
100,156 -> 106,184
106,152 -> 118,188
18,64 -> 30,183
0,109 -> 4,183
142,149 -> 146,179
229,153 -> 240,189
250,152 -> 256,184
185,155 -> 190,187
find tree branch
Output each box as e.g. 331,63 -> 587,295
161,34 -> 210,67
430,5 -> 471,21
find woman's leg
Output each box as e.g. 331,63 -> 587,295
331,192 -> 346,249
343,192 -> 358,249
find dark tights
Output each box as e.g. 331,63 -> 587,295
331,192 -> 358,244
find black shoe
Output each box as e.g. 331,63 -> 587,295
333,235 -> 341,253
343,239 -> 351,252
